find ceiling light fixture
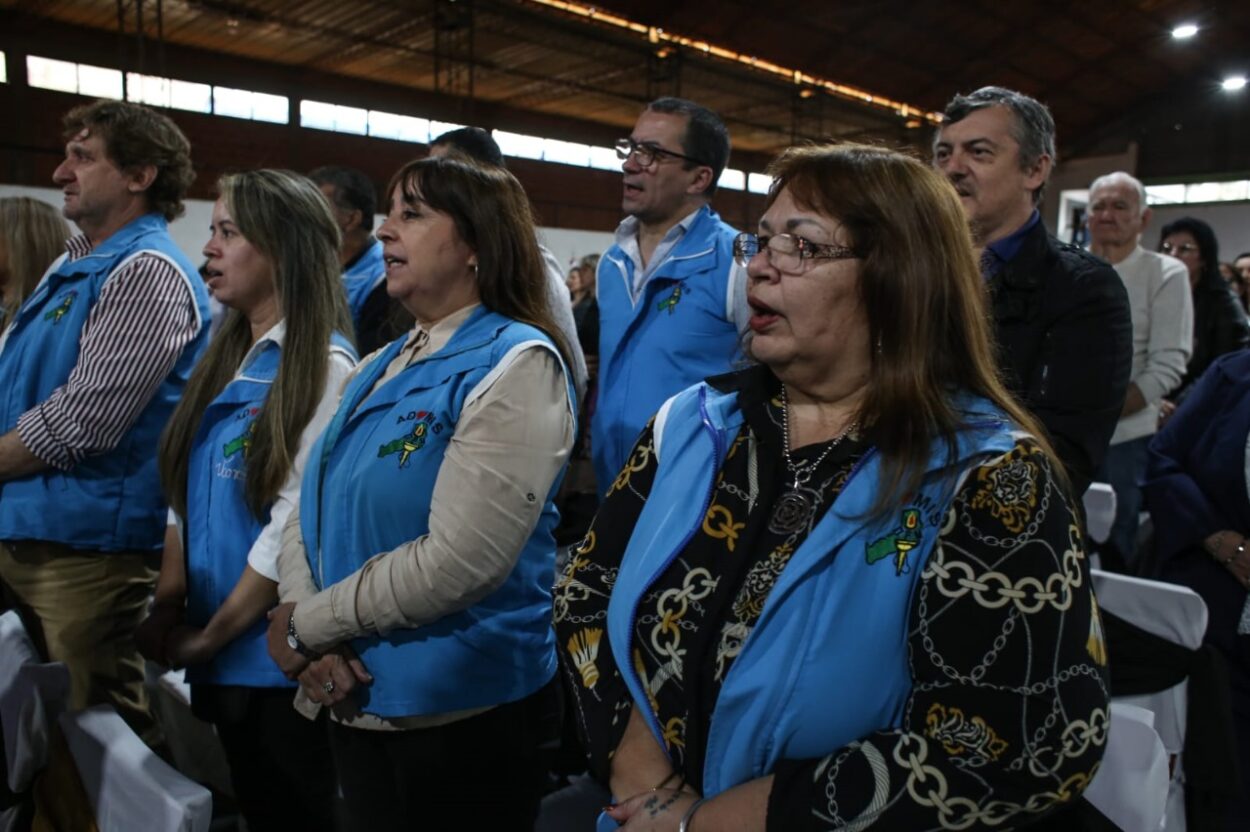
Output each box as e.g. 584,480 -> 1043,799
525,0 -> 944,125
1223,76 -> 1247,92
1171,23 -> 1198,39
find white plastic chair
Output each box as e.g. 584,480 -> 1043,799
59,705 -> 212,832
1092,569 -> 1208,831
1083,482 -> 1117,545
1083,702 -> 1170,831
0,610 -> 70,793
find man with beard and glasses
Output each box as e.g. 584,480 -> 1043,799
594,98 -> 748,498
934,86 -> 1131,496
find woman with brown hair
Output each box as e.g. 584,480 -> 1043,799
0,197 -> 71,331
556,143 -> 1107,830
266,155 -> 576,829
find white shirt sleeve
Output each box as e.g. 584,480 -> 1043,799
541,244 -> 588,403
245,349 -> 356,581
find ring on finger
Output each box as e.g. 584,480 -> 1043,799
323,680 -> 336,695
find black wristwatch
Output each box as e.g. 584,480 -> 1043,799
286,610 -> 318,658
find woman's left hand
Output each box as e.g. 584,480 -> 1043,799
605,789 -> 700,831
164,625 -> 215,667
298,645 -> 373,706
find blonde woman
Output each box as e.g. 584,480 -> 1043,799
0,197 -> 71,330
136,170 -> 355,830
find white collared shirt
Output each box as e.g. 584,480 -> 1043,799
614,206 -> 703,301
611,206 -> 750,335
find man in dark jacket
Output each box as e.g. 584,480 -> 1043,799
934,86 -> 1132,496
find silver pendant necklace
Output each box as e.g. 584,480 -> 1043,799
770,386 -> 858,536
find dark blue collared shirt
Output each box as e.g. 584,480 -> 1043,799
981,210 -> 1041,279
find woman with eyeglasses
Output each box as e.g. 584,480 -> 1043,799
1160,217 -> 1249,400
554,143 -> 1107,830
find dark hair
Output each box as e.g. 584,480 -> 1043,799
1159,216 -> 1222,288
1236,251 -> 1250,262
387,157 -> 572,371
939,86 -> 1056,205
62,99 -> 193,221
430,127 -> 505,168
308,165 -> 377,232
762,143 -> 1061,515
645,97 -> 731,196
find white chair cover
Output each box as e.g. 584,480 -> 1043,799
1092,570 -> 1208,831
0,610 -> 70,792
1083,483 -> 1117,544
1084,702 -> 1170,831
59,705 -> 211,832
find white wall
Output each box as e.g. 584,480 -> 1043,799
1,185 -> 615,277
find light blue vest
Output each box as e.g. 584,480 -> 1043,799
342,239 -> 386,331
300,307 -> 574,717
0,214 -> 209,552
592,205 -> 741,497
605,382 -> 1016,803
184,333 -> 356,687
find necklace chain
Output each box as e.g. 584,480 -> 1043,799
779,385 -> 857,487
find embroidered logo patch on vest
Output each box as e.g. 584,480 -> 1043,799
865,507 -> 923,575
223,419 -> 258,459
657,284 -> 683,315
43,291 -> 77,324
378,411 -> 441,468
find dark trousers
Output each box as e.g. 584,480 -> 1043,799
193,685 -> 337,832
1094,435 -> 1151,573
329,681 -> 555,831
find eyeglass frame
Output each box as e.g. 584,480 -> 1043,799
1160,241 -> 1200,255
614,137 -> 709,169
733,231 -> 859,271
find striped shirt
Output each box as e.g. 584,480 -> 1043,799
16,233 -> 200,470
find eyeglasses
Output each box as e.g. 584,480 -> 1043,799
614,137 -> 707,169
733,232 -> 858,272
1161,242 -> 1200,256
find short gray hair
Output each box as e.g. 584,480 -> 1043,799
1089,171 -> 1148,216
939,86 -> 1056,205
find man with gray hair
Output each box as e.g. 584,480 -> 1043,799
1087,171 -> 1192,570
934,86 -> 1131,496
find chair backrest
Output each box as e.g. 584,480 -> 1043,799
0,610 -> 70,792
1091,569 -> 1206,754
1083,702 -> 1170,832
1092,569 -> 1209,832
1092,570 -> 1207,650
1083,483 -> 1117,545
59,706 -> 211,832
